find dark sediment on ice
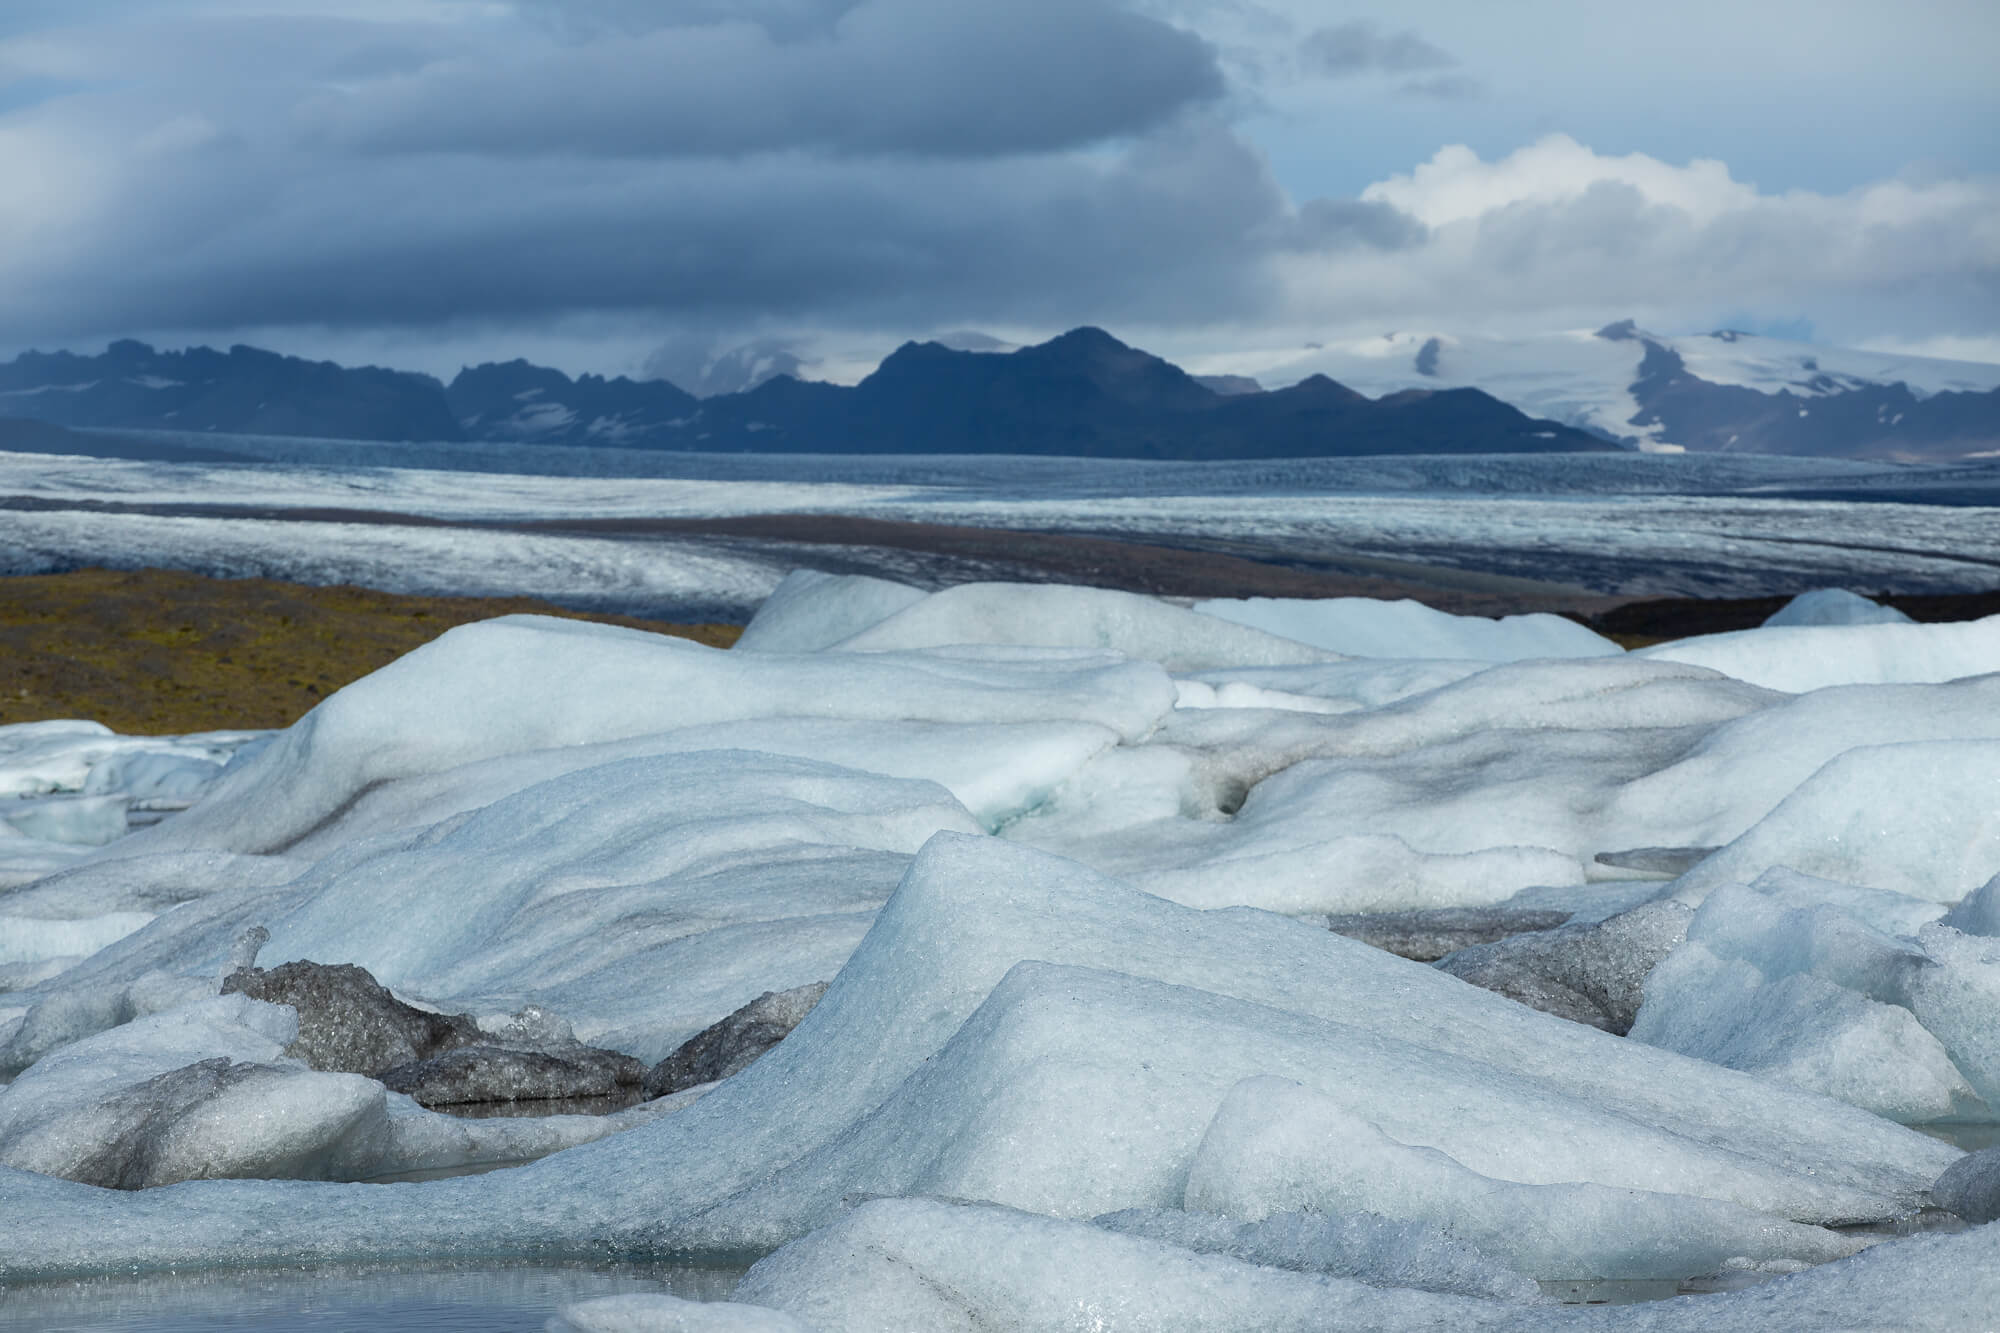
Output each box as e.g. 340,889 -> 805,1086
646,982 -> 829,1098
1323,908 -> 1574,962
1432,901 -> 1694,1035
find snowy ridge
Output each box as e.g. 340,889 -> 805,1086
1248,328 -> 1664,448
1674,331 -> 2000,400
1243,325 -> 2000,457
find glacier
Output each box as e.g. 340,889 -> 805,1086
2,574 -> 1998,1329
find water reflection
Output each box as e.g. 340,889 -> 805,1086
1540,1271 -> 1776,1305
1917,1122 -> 2000,1153
434,1093 -> 650,1120
0,1260 -> 747,1332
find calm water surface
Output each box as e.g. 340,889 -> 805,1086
0,1260 -> 747,1331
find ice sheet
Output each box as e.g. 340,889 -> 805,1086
733,570 -> 927,653
1638,616 -> 2000,691
1634,875 -> 2000,1123
731,1195 -> 2000,1332
10,445 -> 2000,605
0,836 -> 1956,1282
1193,595 -> 1621,661
94,616 -> 1171,859
830,582 -> 1340,671
1186,1076 -> 1859,1278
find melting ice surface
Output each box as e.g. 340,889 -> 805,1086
0,1261 -> 746,1331
1,577 -> 1998,1330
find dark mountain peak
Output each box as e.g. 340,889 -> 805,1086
448,360 -> 581,401
1020,327 -> 1153,375
1595,319 -> 1641,342
860,328 -> 1213,415
740,371 -> 842,406
934,329 -> 1016,353
1037,325 -> 1127,354
874,338 -> 957,367
1286,373 -> 1368,402
576,371 -> 642,391
444,355 -> 697,444
453,357 -> 566,381
1014,326 -> 1216,413
854,340 -> 961,396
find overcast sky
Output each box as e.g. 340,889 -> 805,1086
2,0 -> 1995,384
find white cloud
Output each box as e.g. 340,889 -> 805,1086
1272,136 -> 2000,345
0,118 -> 114,259
1361,135 -> 1754,228
1857,335 -> 2000,369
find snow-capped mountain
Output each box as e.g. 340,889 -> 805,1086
443,360 -> 699,445
1247,322 -> 2000,461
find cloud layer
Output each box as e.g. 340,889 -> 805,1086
1289,136 -> 2000,337
0,1 -> 1993,371
308,0 -> 1223,157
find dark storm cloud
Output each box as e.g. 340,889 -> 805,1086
307,0 -> 1225,158
5,112 -> 1298,346
0,1 -> 1292,351
1301,21 -> 1457,77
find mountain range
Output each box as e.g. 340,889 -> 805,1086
1251,322 -> 2000,463
0,329 -> 1609,460
4,322 -> 1995,461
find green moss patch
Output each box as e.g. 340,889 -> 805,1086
1,567 -> 739,734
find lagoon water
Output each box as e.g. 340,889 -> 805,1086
0,1261 -> 746,1331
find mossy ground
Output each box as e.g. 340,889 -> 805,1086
1,567 -> 740,734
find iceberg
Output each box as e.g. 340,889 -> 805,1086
728,1196 -> 2000,1332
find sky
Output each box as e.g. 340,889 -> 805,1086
1,0 -> 1996,386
